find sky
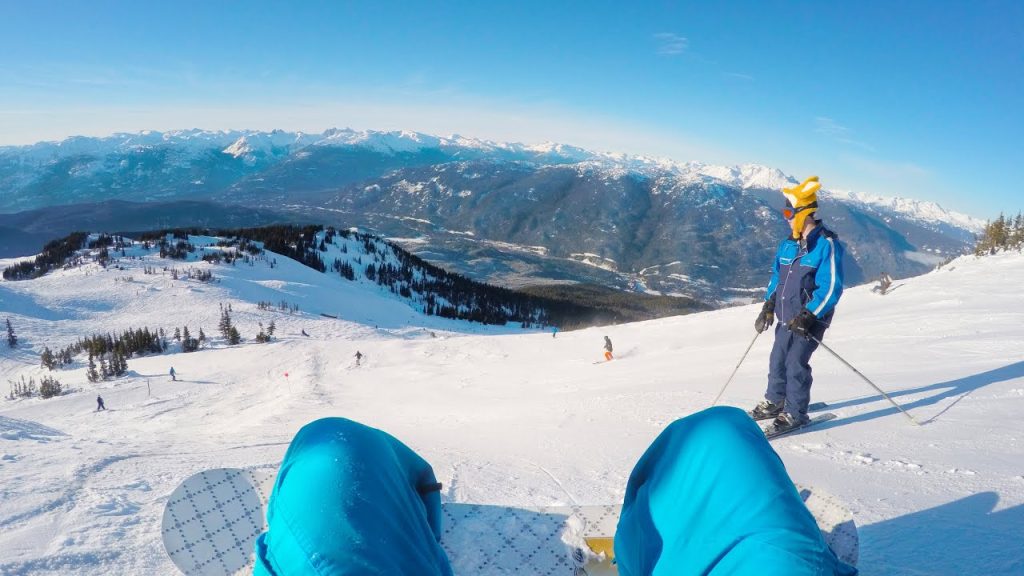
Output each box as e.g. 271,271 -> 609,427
0,0 -> 1020,218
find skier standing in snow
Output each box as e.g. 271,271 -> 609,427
96,395 -> 106,411
603,336 -> 614,361
751,176 -> 844,435
354,351 -> 363,367
169,366 -> 176,381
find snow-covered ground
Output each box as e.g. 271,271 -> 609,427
1,240 -> 1022,575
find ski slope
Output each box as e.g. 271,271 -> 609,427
1,240 -> 1022,575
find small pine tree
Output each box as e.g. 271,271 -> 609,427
111,350 -> 127,376
100,356 -> 110,379
198,328 -> 206,343
228,326 -> 241,345
267,320 -> 275,338
174,327 -> 181,341
40,375 -> 62,399
40,347 -> 56,371
6,318 -> 16,348
219,309 -> 233,340
87,354 -> 100,383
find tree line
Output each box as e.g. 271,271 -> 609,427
2,231 -> 89,280
975,212 -> 1024,255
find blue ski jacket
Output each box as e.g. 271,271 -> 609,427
765,225 -> 844,325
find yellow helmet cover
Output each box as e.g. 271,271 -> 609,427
782,176 -> 821,238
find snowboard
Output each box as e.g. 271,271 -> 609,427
162,468 -> 858,575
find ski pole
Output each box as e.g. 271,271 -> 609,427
711,331 -> 761,407
810,335 -> 921,426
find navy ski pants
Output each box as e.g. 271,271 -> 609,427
766,322 -> 827,418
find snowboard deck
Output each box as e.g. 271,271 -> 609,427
161,468 -> 858,575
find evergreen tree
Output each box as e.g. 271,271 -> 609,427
228,326 -> 241,345
87,354 -> 100,383
173,327 -> 181,341
219,309 -> 233,340
40,347 -> 56,371
6,318 -> 16,348
181,326 -> 196,352
267,320 -> 276,338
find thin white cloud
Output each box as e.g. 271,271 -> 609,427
724,72 -> 754,81
815,116 -> 850,138
815,117 -> 875,152
839,152 -> 932,181
654,33 -> 688,55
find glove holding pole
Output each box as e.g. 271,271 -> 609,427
754,300 -> 775,333
787,308 -> 818,338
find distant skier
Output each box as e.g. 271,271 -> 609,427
552,327 -> 558,339
96,395 -> 106,411
301,329 -> 310,337
872,272 -> 893,295
169,366 -> 176,381
751,176 -> 844,435
354,351 -> 363,367
603,336 -> 613,361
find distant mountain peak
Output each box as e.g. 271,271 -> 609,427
0,128 -> 985,233
825,189 -> 987,233
222,136 -> 253,158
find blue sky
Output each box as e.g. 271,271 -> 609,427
0,1 -> 1020,218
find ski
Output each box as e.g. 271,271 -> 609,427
748,401 -> 828,421
764,413 -> 837,439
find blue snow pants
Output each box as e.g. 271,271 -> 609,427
615,406 -> 857,576
255,409 -> 855,575
253,418 -> 452,576
766,322 -> 828,419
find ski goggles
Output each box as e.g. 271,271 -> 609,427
782,201 -> 818,220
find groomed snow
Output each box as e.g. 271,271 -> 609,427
1,242 -> 1022,575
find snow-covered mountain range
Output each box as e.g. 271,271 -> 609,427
0,129 -> 987,302
1,231 -> 1022,575
0,128 -> 983,229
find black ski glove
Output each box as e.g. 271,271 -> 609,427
788,309 -> 818,338
754,300 -> 775,333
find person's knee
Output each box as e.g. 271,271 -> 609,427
663,407 -> 759,445
284,418 -> 391,483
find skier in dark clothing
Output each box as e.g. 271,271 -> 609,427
354,351 -> 363,367
169,367 -> 176,381
751,176 -> 844,435
603,336 -> 614,361
96,395 -> 106,411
